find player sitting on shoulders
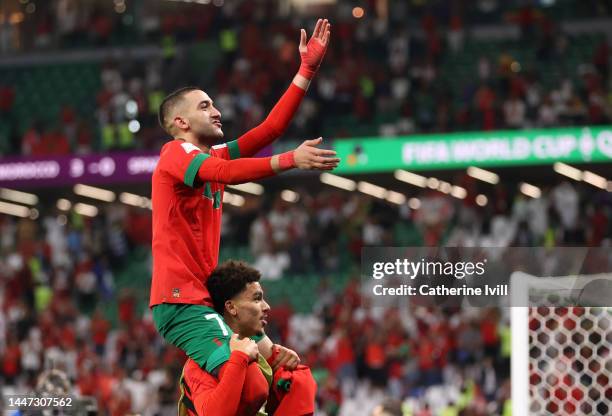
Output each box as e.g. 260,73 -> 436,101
150,18 -> 333,387
178,260 -> 317,416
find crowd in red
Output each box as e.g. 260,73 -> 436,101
1,177 -> 609,413
1,1 -> 610,158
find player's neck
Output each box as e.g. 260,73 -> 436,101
223,316 -> 255,338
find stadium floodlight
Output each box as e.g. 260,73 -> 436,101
519,182 -> 542,199
119,192 -> 151,209
74,203 -> 98,217
227,182 -> 264,195
352,7 -> 365,18
222,191 -> 245,207
357,181 -> 387,199
475,194 -> 488,206
0,188 -> 38,205
74,184 -> 116,202
0,201 -> 30,218
553,162 -> 582,181
394,169 -> 427,188
56,199 -> 72,211
450,185 -> 467,199
386,190 -> 406,205
125,100 -> 138,117
467,166 -> 499,185
438,181 -> 452,194
320,173 -> 357,191
281,190 -> 300,203
289,0 -> 336,11
426,177 -> 440,189
582,171 -> 607,189
408,197 -> 421,210
128,120 -> 141,133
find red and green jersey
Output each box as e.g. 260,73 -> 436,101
150,139 -> 241,307
150,83 -> 306,307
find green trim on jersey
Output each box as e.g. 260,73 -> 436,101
203,182 -> 221,209
213,189 -> 221,209
227,139 -> 241,160
184,153 -> 209,187
203,182 -> 213,199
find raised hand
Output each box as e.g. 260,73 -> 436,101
293,137 -> 339,171
298,18 -> 331,79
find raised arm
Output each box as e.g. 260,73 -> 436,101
231,19 -> 331,158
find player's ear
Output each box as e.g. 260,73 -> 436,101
173,115 -> 189,131
225,300 -> 237,317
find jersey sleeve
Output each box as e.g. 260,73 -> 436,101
197,155 -> 278,184
159,140 -> 281,187
158,140 -> 209,188
185,351 -> 248,416
184,351 -> 267,416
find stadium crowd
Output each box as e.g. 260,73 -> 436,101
1,0 -> 611,415
0,177 -> 610,414
1,0 -> 611,156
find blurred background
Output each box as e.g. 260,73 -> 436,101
0,0 -> 611,415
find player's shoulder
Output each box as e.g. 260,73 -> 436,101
161,139 -> 202,157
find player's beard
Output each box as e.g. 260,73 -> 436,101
195,123 -> 224,147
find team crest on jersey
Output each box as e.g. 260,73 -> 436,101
172,288 -> 180,298
181,142 -> 200,153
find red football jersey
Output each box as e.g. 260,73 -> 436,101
150,139 -> 239,307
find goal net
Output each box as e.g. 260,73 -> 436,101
511,272 -> 612,415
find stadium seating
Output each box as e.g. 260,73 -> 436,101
0,64 -> 100,136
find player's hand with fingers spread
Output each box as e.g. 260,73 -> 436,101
271,344 -> 301,372
299,18 -> 331,79
293,137 -> 340,171
229,334 -> 259,362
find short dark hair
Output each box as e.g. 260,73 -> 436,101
207,260 -> 262,314
158,86 -> 200,135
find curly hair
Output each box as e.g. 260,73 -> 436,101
207,260 -> 262,315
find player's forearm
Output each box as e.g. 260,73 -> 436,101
235,84 -> 306,157
198,152 -> 294,184
196,351 -> 248,416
